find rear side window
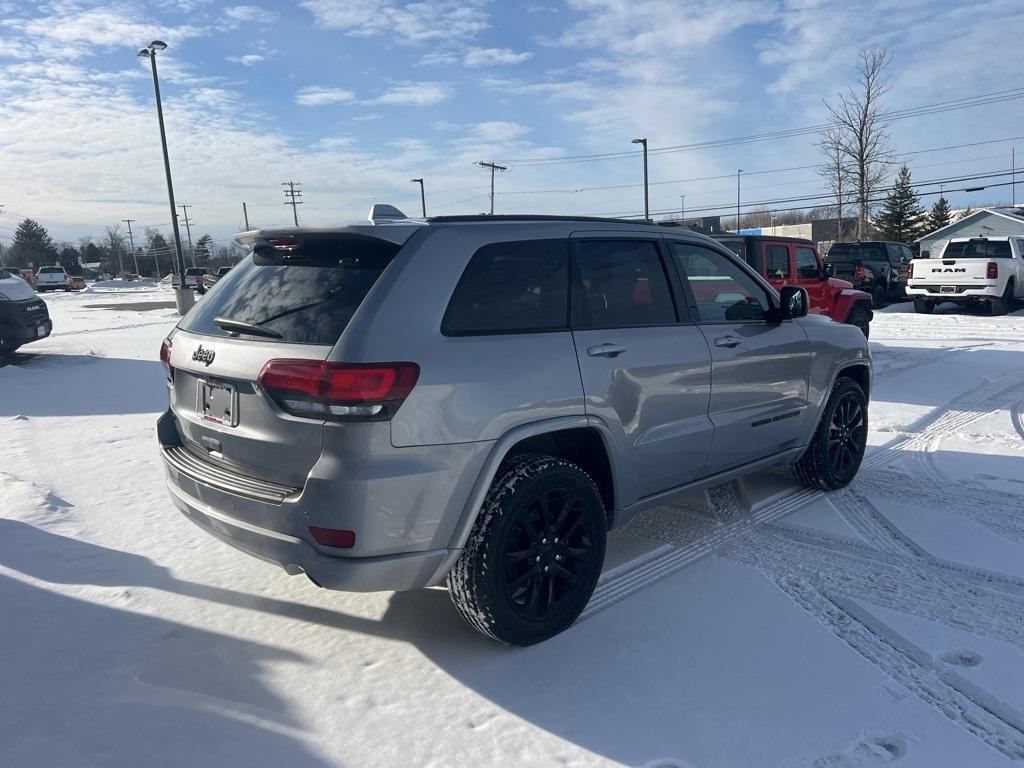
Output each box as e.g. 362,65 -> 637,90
795,247 -> 820,278
442,239 -> 568,335
765,245 -> 790,278
826,244 -> 884,262
179,235 -> 399,344
942,240 -> 1012,259
572,240 -> 676,328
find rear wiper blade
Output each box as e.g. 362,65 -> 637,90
214,317 -> 283,339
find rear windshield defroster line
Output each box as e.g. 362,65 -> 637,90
179,235 -> 400,345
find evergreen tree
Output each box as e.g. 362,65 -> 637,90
875,165 -> 925,244
194,233 -> 213,264
9,218 -> 59,269
925,195 -> 952,233
59,246 -> 82,275
957,206 -> 976,222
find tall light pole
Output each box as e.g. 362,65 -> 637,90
410,178 -> 426,217
138,40 -> 192,314
736,169 -> 743,231
680,195 -> 685,222
632,138 -> 649,221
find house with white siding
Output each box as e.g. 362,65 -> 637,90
916,208 -> 1024,257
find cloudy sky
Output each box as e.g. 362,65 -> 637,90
1,0 -> 1023,246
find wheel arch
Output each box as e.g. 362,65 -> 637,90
430,417 -> 620,585
835,361 -> 871,401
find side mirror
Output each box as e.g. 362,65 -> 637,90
921,250 -> 930,259
823,262 -> 834,277
777,286 -> 809,320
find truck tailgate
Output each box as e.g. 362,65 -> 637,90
910,258 -> 991,287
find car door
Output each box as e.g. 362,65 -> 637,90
668,238 -> 811,474
570,233 -> 714,502
794,245 -> 829,314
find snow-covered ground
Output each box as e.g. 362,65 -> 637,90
4,289 -> 1024,767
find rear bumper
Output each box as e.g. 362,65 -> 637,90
157,408 -> 488,591
906,284 -> 1000,300
165,479 -> 448,591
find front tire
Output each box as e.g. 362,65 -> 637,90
846,305 -> 870,338
795,377 -> 868,491
447,454 -> 607,646
914,299 -> 934,314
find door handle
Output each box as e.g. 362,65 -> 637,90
714,336 -> 741,348
587,343 -> 626,358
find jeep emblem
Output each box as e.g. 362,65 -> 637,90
192,345 -> 216,366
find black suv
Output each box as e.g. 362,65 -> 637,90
824,241 -> 912,307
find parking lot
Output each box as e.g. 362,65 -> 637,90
1,286 -> 1023,766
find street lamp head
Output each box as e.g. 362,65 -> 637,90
137,48 -> 151,58
410,178 -> 423,183
631,138 -> 646,145
149,40 -> 168,50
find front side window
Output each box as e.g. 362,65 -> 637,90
765,245 -> 790,279
672,242 -> 769,323
442,239 -> 569,335
795,247 -> 820,279
572,240 -> 676,328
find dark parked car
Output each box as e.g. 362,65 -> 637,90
0,269 -> 52,354
824,241 -> 912,307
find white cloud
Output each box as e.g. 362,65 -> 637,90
295,86 -> 357,106
471,121 -> 530,141
299,0 -> 489,42
6,7 -> 204,52
368,82 -> 450,106
225,54 -> 266,66
223,5 -> 276,24
463,47 -> 532,68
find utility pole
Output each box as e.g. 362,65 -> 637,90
242,202 -> 251,230
680,195 -> 685,222
476,162 -> 507,215
282,181 -> 302,226
736,169 -> 743,231
631,138 -> 649,221
121,218 -> 140,275
1013,148 -> 1016,208
410,178 -> 426,217
178,204 -> 195,266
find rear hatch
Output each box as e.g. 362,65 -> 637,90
825,243 -> 884,280
910,239 -> 1010,289
164,232 -> 402,489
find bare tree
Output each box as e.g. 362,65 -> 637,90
105,224 -> 128,275
817,125 -> 852,241
824,45 -> 894,240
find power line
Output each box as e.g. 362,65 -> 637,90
282,181 -> 302,226
501,88 -> 1024,167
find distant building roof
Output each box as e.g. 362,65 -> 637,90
915,207 -> 1024,242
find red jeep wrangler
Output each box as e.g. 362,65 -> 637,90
713,235 -> 873,337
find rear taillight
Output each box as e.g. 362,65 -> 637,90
309,527 -> 356,548
987,261 -> 999,280
160,338 -> 173,380
853,264 -> 865,280
907,262 -> 914,279
257,360 -> 420,421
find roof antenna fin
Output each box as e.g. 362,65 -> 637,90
368,204 -> 407,224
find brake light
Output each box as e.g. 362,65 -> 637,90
257,360 -> 419,421
987,262 -> 998,280
907,262 -> 914,279
853,264 -> 864,280
160,338 -> 173,380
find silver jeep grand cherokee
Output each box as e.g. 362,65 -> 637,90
159,208 -> 871,645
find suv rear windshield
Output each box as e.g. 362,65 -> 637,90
826,244 -> 884,262
39,267 -> 64,273
179,234 -> 400,344
942,240 -> 1011,259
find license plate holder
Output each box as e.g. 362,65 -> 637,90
197,379 -> 238,427
940,285 -> 956,294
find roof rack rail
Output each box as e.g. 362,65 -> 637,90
425,214 -> 652,225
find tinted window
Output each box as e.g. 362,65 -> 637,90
442,239 -> 568,335
672,242 -> 769,323
942,239 -> 1011,259
572,240 -> 676,328
39,267 -> 63,274
900,245 -> 914,263
795,247 -> 820,278
180,235 -> 399,344
826,244 -> 884,262
765,245 -> 790,278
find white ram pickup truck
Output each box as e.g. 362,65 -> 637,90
906,236 -> 1024,315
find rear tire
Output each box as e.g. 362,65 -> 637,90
447,454 -> 607,646
795,377 -> 868,491
845,305 -> 870,338
871,283 -> 886,309
989,281 -> 1013,316
914,299 -> 934,314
